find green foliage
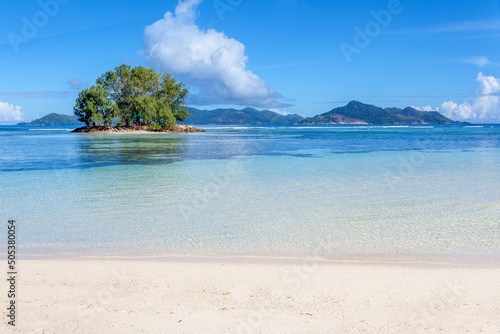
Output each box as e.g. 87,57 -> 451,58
74,65 -> 190,129
159,73 -> 190,123
73,85 -> 116,126
96,64 -> 133,126
325,101 -> 395,124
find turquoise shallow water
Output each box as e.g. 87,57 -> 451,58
1,125 -> 500,263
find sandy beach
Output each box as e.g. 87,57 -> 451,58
2,257 -> 500,333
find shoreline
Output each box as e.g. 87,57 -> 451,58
17,252 -> 500,268
72,124 -> 205,133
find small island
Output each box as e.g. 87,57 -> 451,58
71,64 -> 204,133
72,124 -> 203,133
299,101 -> 460,125
18,113 -> 83,126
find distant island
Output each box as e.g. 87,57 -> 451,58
16,108 -> 302,127
300,101 -> 460,125
18,95 -> 466,129
186,107 -> 303,125
18,113 -> 83,126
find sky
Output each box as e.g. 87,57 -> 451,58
1,0 -> 500,123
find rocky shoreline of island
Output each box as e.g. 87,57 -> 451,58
72,124 -> 204,133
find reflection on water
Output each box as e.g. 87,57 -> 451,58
76,135 -> 189,167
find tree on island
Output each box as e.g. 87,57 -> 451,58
74,65 -> 190,130
74,85 -> 116,126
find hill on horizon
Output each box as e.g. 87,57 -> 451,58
185,107 -> 304,125
300,101 -> 458,125
18,102 -> 463,127
17,109 -> 304,127
17,113 -> 83,126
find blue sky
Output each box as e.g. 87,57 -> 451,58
1,0 -> 500,123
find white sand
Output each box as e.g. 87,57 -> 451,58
2,256 -> 500,333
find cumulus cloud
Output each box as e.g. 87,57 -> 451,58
0,101 -> 24,122
142,0 -> 288,108
439,72 -> 500,122
420,105 -> 436,111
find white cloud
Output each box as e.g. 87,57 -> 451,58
269,108 -> 293,116
420,105 -> 437,112
478,71 -> 500,94
0,101 -> 24,122
142,0 -> 288,108
67,78 -> 84,90
440,101 -> 474,120
411,105 -> 437,112
439,72 -> 500,122
458,56 -> 491,67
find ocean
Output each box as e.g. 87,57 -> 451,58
1,125 -> 500,264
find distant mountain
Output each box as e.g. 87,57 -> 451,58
18,113 -> 83,126
384,106 -> 457,124
185,107 -> 304,125
300,101 -> 457,125
19,103 -> 459,127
